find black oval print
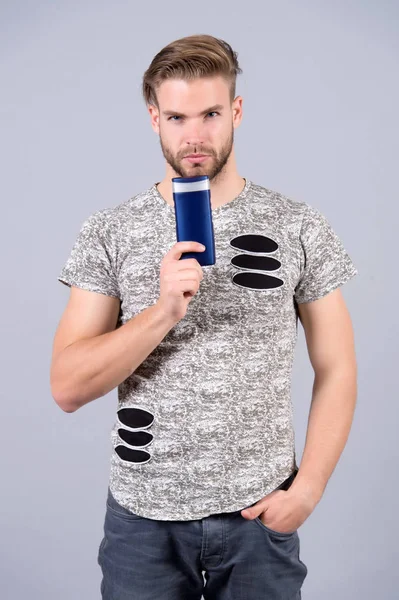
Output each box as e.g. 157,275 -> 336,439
117,407 -> 155,430
118,428 -> 153,448
229,233 -> 283,291
231,254 -> 281,271
116,407 -> 155,465
115,444 -> 151,464
232,272 -> 284,290
230,234 -> 278,254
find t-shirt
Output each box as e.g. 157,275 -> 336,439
57,178 -> 358,520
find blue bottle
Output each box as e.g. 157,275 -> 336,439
172,175 -> 216,266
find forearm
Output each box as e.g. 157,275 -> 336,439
290,365 -> 358,505
52,302 -> 177,413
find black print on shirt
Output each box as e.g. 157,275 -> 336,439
115,406 -> 155,465
118,428 -> 153,448
230,233 -> 278,254
230,233 -> 284,290
117,407 -> 155,430
231,254 -> 281,271
114,445 -> 151,464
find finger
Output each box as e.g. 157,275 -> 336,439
167,242 -> 205,262
241,503 -> 269,520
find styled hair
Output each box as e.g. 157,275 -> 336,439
142,34 -> 242,108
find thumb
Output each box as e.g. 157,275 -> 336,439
241,488 -> 281,519
241,503 -> 267,520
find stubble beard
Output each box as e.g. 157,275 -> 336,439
159,126 -> 234,184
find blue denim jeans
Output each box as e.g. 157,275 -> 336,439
97,470 -> 307,599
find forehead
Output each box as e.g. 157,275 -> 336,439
156,76 -> 230,111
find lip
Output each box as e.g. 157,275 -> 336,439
184,154 -> 210,163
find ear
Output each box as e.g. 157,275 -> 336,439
232,95 -> 243,129
148,104 -> 160,135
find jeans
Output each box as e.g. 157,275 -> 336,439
97,469 -> 307,599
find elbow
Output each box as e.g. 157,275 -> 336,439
50,364 -> 82,413
53,393 -> 78,413
51,383 -> 79,413
58,401 -> 78,413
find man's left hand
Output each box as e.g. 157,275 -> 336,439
240,485 -> 319,535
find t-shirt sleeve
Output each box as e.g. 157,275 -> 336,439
294,204 -> 358,304
57,210 -> 120,298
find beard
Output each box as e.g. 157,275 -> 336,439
159,126 -> 234,183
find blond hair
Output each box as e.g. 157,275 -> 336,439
142,34 -> 242,108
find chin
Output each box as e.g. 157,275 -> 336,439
181,166 -> 208,178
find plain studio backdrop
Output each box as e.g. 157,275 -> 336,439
1,1 -> 397,598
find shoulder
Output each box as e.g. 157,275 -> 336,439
87,186 -> 155,236
249,181 -> 310,228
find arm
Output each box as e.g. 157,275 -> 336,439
289,287 -> 358,506
50,287 -> 176,413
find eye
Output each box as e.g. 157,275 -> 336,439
168,112 -> 219,122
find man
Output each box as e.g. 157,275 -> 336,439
51,33 -> 358,599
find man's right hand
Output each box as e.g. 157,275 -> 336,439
156,241 -> 206,323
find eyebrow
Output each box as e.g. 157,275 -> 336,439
162,104 -> 224,118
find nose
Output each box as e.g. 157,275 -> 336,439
184,120 -> 206,147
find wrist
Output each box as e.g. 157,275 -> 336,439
153,300 -> 179,328
289,475 -> 325,508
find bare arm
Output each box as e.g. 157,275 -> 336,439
290,287 -> 358,506
50,287 -> 176,413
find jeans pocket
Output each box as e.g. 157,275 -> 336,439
254,515 -> 298,538
253,468 -> 299,537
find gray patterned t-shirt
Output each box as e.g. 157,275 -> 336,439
57,178 -> 358,520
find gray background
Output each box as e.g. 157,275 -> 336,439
1,0 -> 397,598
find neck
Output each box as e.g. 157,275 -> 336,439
156,173 -> 246,209
157,146 -> 246,208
